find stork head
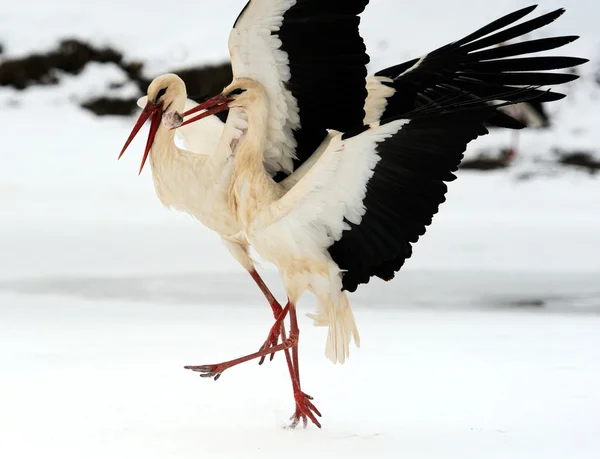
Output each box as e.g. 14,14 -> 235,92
221,78 -> 262,108
118,73 -> 187,175
147,74 -> 187,113
174,78 -> 261,128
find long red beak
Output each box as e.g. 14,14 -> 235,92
118,102 -> 162,175
178,94 -> 229,128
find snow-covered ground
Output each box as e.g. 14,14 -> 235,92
1,1 -> 599,458
1,289 -> 599,459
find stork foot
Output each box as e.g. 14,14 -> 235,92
184,363 -> 226,381
184,333 -> 298,380
288,391 -> 322,429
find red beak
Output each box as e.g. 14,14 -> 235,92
178,94 -> 229,128
118,101 -> 162,175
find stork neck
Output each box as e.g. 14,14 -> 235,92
234,100 -> 269,174
154,123 -> 177,148
149,123 -> 179,166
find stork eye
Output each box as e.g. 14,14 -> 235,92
227,88 -> 246,97
155,87 -> 167,102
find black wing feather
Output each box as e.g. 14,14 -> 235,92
329,112 -> 488,292
272,0 -> 370,180
373,6 -> 587,124
329,87 -> 540,292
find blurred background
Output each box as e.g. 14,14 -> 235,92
0,1 -> 599,458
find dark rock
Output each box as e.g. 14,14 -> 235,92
83,61 -> 234,119
0,55 -> 56,89
81,97 -> 140,116
460,149 -> 514,171
557,151 -> 600,174
80,61 -> 233,119
121,61 -> 144,87
53,39 -> 122,75
0,38 -> 235,120
108,81 -> 127,90
0,38 -> 126,90
511,299 -> 545,308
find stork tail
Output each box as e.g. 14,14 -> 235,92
307,291 -> 360,365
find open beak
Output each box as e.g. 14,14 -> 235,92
118,101 -> 162,175
178,94 -> 229,128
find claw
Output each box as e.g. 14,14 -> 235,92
184,365 -> 223,381
258,325 -> 283,365
288,416 -> 301,429
288,391 -> 322,429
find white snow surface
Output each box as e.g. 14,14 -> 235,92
1,1 -> 599,458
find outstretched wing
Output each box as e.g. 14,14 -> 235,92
364,5 -> 587,128
230,0 -> 370,176
252,5 -> 586,293
261,105 -> 497,292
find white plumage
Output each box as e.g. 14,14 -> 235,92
363,75 -> 396,125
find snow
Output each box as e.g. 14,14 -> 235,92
1,292 -> 599,459
1,0 -> 600,457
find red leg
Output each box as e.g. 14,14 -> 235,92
248,269 -> 282,318
248,270 -> 289,365
185,304 -> 293,380
291,322 -> 301,386
184,327 -> 297,381
248,269 -> 293,364
286,301 -> 322,429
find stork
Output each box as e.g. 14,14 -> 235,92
165,2 -> 585,428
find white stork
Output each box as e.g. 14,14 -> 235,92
161,2 -> 586,428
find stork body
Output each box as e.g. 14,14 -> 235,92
172,1 -> 586,428
227,87 -> 360,364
